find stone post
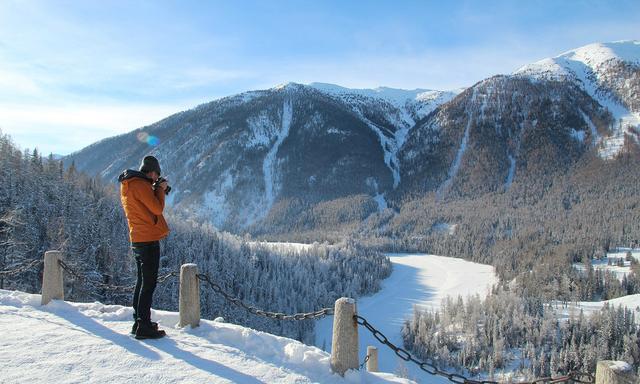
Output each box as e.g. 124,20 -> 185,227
366,346 -> 379,372
595,360 -> 637,384
41,251 -> 64,305
330,297 -> 359,376
179,263 -> 200,328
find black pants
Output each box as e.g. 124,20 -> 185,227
132,241 -> 160,324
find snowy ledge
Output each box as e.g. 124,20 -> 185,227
0,289 -> 412,384
606,360 -> 632,373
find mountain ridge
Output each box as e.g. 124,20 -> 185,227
65,40 -> 640,234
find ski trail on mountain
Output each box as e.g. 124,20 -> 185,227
263,99 -> 292,214
579,109 -> 601,146
358,114 -> 402,189
505,154 -> 516,190
437,112 -> 473,199
504,122 -> 527,191
436,88 -> 479,199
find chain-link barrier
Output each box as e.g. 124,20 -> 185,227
0,259 -> 43,277
57,259 -> 178,293
354,315 -> 595,384
197,272 -> 333,321
359,354 -> 370,371
0,256 -> 602,382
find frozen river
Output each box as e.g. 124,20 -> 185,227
314,253 -> 498,383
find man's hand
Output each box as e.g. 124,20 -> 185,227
159,179 -> 168,191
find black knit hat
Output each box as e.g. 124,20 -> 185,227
139,155 -> 161,175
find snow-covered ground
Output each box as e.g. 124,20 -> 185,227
0,289 -> 412,384
573,248 -> 640,281
247,241 -> 320,253
315,253 -> 498,383
557,248 -> 640,318
552,293 -> 640,320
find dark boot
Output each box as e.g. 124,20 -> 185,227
131,320 -> 159,335
135,321 -> 166,340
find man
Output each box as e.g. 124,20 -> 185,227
117,155 -> 170,339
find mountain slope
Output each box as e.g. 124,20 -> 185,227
515,40 -> 640,158
308,82 -> 458,188
65,40 -> 640,235
398,75 -> 611,199
65,83 -> 455,231
0,289 -> 410,384
397,41 -> 640,200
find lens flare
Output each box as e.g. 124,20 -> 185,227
136,132 -> 160,146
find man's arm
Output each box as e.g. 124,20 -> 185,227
135,182 -> 165,216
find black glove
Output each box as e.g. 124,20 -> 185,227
153,177 -> 171,195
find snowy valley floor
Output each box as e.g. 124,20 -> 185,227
315,253 -> 498,383
0,289 -> 410,384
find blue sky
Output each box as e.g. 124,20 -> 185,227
0,0 -> 638,155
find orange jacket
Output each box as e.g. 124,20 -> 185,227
118,170 -> 170,243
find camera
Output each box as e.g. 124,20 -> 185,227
153,177 -> 172,195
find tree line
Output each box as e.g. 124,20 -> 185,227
402,289 -> 640,380
0,129 -> 391,343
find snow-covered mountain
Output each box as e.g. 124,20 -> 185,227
399,40 -> 640,199
65,40 -> 640,233
399,75 -> 609,198
65,82 -> 457,231
308,83 -> 459,189
515,40 -> 640,158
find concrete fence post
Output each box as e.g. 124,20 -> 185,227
179,263 -> 200,328
595,360 -> 637,384
366,346 -> 379,372
41,251 -> 64,305
330,297 -> 359,376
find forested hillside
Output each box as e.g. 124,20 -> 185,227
0,130 -> 391,343
402,289 -> 640,380
358,148 -> 640,294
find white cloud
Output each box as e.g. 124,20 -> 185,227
171,67 -> 250,89
0,68 -> 45,97
252,46 -> 534,91
0,101 -> 202,155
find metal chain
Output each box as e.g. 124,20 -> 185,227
197,272 -> 334,321
359,354 -> 370,371
58,259 -> 178,293
354,315 -> 594,384
0,257 -> 602,383
0,259 -> 43,277
157,271 -> 180,284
